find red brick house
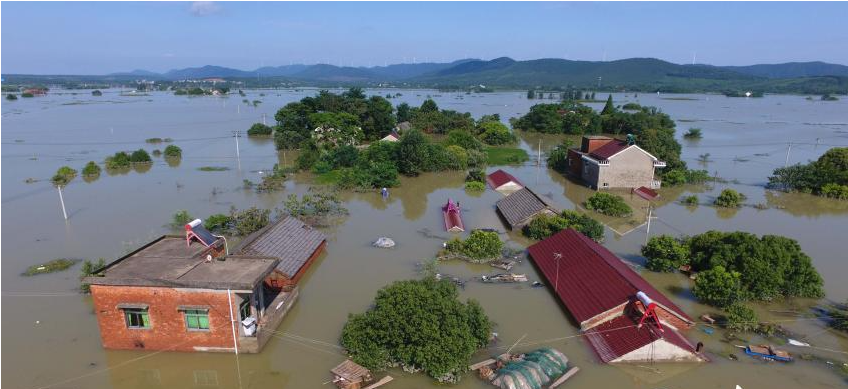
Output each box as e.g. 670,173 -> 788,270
566,136 -> 666,190
527,229 -> 705,363
85,216 -> 326,354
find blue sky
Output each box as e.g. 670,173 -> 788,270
2,1 -> 847,74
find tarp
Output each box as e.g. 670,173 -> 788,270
491,348 -> 569,389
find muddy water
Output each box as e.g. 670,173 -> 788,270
2,90 -> 848,389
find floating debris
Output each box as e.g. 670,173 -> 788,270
490,260 -> 515,271
373,237 -> 395,248
23,259 -> 80,276
481,273 -> 528,283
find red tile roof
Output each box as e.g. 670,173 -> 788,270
486,169 -> 523,190
583,315 -> 698,363
633,186 -> 659,201
589,140 -> 631,160
527,229 -> 692,325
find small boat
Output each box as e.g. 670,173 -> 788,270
490,260 -> 515,271
481,273 -> 528,283
443,199 -> 465,232
744,345 -> 793,362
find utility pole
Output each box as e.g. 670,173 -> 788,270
232,131 -> 241,171
57,186 -> 68,220
262,113 -> 266,126
784,142 -> 792,167
645,205 -> 653,245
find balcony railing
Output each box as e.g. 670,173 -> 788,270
653,161 -> 667,168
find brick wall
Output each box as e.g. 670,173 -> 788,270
597,147 -> 655,189
90,285 -> 244,352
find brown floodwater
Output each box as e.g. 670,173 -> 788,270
2,89 -> 848,389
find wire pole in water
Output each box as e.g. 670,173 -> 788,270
784,142 -> 792,167
263,113 -> 267,126
57,186 -> 68,220
232,131 -> 242,170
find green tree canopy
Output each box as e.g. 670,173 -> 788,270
396,102 -> 412,123
642,235 -> 689,272
420,98 -> 439,113
51,166 -> 78,187
523,210 -> 604,242
341,278 -> 491,382
247,123 -> 273,136
601,94 -> 615,115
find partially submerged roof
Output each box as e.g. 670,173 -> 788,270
235,216 -> 327,277
86,236 -> 278,290
486,169 -> 523,190
584,315 -> 699,363
527,229 -> 692,326
633,186 -> 659,201
495,187 -> 555,228
331,359 -> 371,381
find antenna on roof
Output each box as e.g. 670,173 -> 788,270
553,252 -> 563,293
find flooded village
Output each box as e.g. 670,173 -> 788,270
3,86 -> 847,389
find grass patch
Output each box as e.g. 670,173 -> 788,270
197,166 -> 230,172
23,259 -> 79,276
315,170 -> 342,185
485,146 -> 529,165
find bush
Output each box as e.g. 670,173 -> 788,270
21,92 -> 34,98
714,189 -> 745,207
821,183 -> 848,199
129,149 -> 152,163
257,164 -> 288,192
683,195 -> 698,206
229,207 -> 270,236
445,145 -> 469,170
724,303 -> 758,332
163,144 -> 182,158
172,210 -> 193,227
683,128 -> 703,139
546,142 -> 573,173
522,210 -> 604,242
585,192 -> 632,217
341,278 -> 490,382
663,169 -> 711,186
642,235 -> 689,272
464,181 -> 486,191
247,123 -> 273,136
444,130 -> 483,151
80,258 -> 106,293
204,214 -> 231,233
105,151 -> 131,170
337,162 -> 400,190
51,166 -> 78,186
444,230 -> 503,260
82,161 -> 101,177
478,121 -> 515,145
466,169 -> 485,183
6,94 -> 18,100
693,265 -> 745,307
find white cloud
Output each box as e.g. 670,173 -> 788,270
189,2 -> 221,17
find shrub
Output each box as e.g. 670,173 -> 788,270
129,149 -> 152,163
714,189 -> 745,207
444,130 -> 483,151
821,183 -> 848,199
105,151 -> 131,170
172,210 -> 193,227
546,142 -> 572,173
522,210 -> 604,242
693,265 -> 745,307
257,164 -> 288,192
204,214 -> 231,233
642,235 -> 689,272
82,161 -> 101,177
247,123 -> 273,136
683,128 -> 703,139
79,258 -> 106,293
724,303 -> 758,332
444,230 -> 503,260
585,192 -> 632,217
464,181 -> 485,191
163,144 -> 182,158
51,166 -> 78,186
283,190 -> 348,222
478,121 -> 515,145
445,145 -> 469,170
6,94 -> 18,100
466,169 -> 485,183
229,207 -> 270,236
341,278 -> 490,382
21,92 -> 34,98
683,195 -> 698,206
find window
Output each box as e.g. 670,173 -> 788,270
184,309 -> 210,330
124,308 -> 150,329
193,370 -> 219,386
602,183 -> 609,188
239,299 -> 252,321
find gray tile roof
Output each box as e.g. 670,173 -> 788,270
236,216 -> 327,277
496,187 -> 556,228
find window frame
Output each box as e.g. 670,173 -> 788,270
123,308 -> 151,329
183,309 -> 210,331
239,299 -> 252,321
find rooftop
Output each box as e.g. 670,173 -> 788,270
589,140 -> 632,160
234,216 -> 327,277
486,169 -> 523,190
495,187 -> 555,227
583,315 -> 698,363
527,229 -> 692,326
86,236 -> 278,290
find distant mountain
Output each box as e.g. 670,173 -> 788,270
721,61 -> 848,78
286,64 -> 378,82
163,65 -> 255,79
255,64 -> 310,77
109,69 -> 163,78
367,59 -> 478,80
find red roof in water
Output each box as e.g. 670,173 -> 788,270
583,315 -> 698,363
443,199 -> 464,232
486,169 -> 523,190
527,229 -> 692,325
589,140 -> 631,160
633,186 -> 659,201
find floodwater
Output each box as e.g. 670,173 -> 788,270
2,89 -> 848,389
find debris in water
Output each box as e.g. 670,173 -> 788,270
373,237 -> 395,248
787,339 -> 810,347
23,259 -> 80,276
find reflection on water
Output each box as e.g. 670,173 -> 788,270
3,89 -> 848,389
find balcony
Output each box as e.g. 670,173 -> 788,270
238,286 -> 299,353
650,180 -> 662,189
653,160 -> 667,168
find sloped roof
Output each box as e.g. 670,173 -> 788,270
527,229 -> 692,325
236,216 -> 327,277
589,140 -> 631,160
486,169 -> 523,190
583,315 -> 698,363
331,359 -> 371,381
495,187 -> 555,228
